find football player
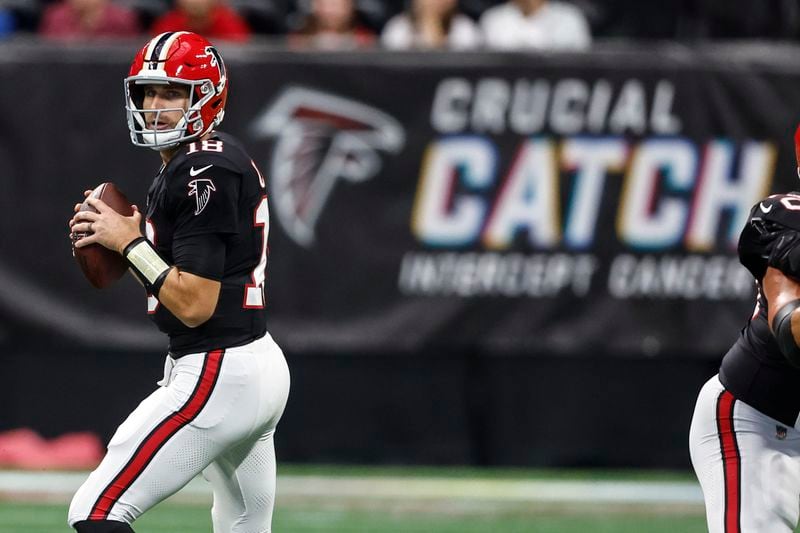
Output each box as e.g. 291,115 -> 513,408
67,32 -> 290,533
689,131 -> 800,533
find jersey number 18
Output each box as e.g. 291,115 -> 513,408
244,197 -> 269,308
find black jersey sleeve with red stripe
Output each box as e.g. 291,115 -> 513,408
738,193 -> 800,279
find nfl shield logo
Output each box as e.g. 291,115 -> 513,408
777,425 -> 788,440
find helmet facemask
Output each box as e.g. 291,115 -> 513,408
124,76 -> 217,151
125,32 -> 228,151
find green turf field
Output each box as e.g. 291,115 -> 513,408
0,465 -> 716,532
0,501 -> 709,533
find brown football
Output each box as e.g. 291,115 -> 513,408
73,182 -> 134,289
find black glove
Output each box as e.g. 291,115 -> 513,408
767,230 -> 800,277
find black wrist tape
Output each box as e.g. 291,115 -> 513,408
772,299 -> 800,368
123,237 -> 172,298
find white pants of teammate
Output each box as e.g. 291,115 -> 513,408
68,333 -> 290,533
689,374 -> 800,533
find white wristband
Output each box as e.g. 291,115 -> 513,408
124,238 -> 171,285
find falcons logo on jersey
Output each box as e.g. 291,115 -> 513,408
188,178 -> 216,215
251,87 -> 405,247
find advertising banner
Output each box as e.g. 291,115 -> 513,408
1,45 -> 798,357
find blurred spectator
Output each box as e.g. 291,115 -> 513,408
479,0 -> 590,50
228,0 -> 290,35
151,0 -> 251,42
0,9 -> 14,38
289,0 -> 375,50
381,0 -> 481,50
116,0 -> 171,32
38,0 -> 140,40
4,0 -> 45,33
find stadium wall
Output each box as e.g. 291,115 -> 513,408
1,41 -> 798,469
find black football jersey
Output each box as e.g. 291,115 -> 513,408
144,132 -> 268,356
720,193 -> 800,426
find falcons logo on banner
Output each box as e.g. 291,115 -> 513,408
251,87 -> 405,247
188,178 -> 216,215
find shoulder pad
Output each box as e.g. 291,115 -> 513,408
737,193 -> 800,279
751,193 -> 800,232
168,140 -> 243,177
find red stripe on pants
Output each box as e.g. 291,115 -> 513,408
717,390 -> 741,533
89,350 -> 224,520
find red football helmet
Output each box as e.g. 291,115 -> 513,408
125,32 -> 228,150
795,122 -> 800,179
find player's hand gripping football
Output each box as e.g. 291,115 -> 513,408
69,189 -> 143,254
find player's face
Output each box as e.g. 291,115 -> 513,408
141,84 -> 191,131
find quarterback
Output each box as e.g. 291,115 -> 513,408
689,145 -> 800,532
67,32 -> 290,533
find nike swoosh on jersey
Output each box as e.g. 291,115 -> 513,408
189,164 -> 213,177
760,202 -> 773,213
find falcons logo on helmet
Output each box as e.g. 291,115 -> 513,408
188,178 -> 216,215
251,87 -> 405,247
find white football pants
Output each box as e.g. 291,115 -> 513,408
68,333 -> 290,533
689,374 -> 800,533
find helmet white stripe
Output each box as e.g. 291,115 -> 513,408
144,32 -> 173,68
144,31 -> 189,71
156,31 -> 188,63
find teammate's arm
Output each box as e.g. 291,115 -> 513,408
764,266 -> 800,367
768,230 -> 800,278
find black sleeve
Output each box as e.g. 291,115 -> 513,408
738,203 -> 770,279
172,233 -> 227,281
772,299 -> 800,368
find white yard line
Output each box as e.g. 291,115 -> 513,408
0,470 -> 704,511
